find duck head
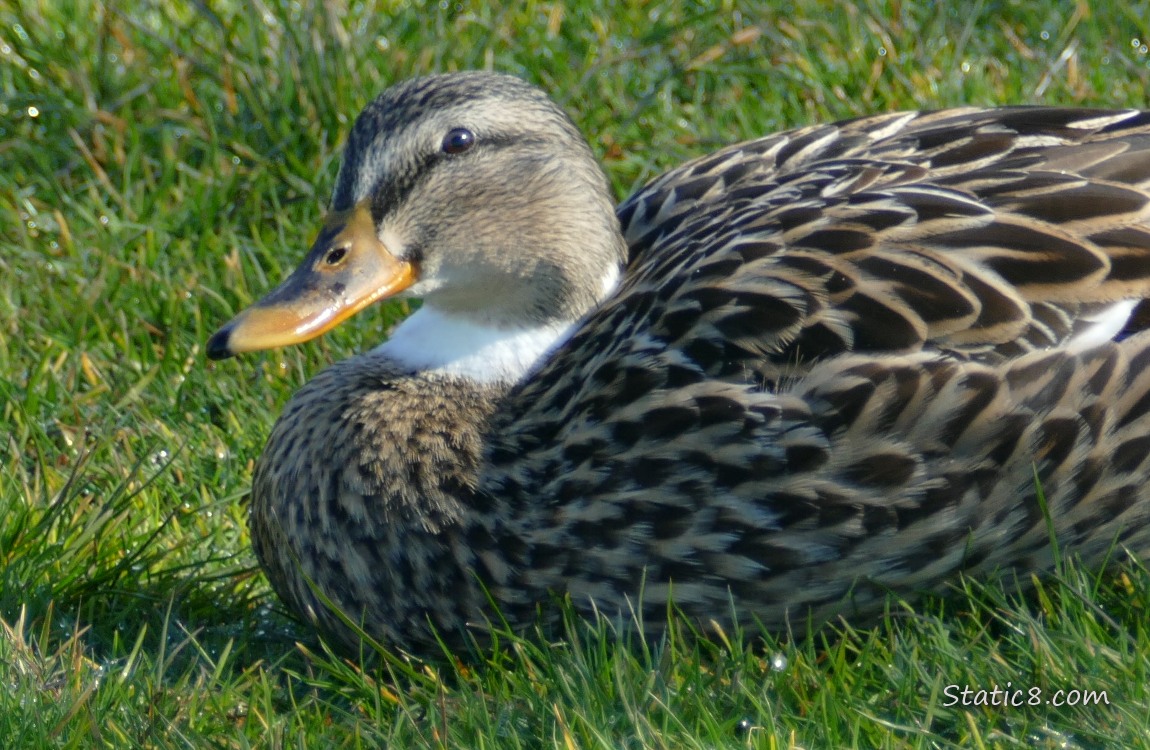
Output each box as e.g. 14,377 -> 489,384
208,72 -> 626,360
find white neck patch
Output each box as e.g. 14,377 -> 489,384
375,266 -> 622,384
375,306 -> 579,384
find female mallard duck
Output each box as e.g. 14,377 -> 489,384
209,72 -> 1150,654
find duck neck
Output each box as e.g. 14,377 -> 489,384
374,306 -> 578,385
376,264 -> 621,385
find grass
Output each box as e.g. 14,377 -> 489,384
3,0 -> 1150,746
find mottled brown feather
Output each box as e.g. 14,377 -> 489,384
237,74 -> 1150,654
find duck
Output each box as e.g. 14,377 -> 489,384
208,71 -> 1150,655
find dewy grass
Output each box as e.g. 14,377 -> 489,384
3,0 -> 1150,747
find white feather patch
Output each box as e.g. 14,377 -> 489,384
1071,299 -> 1138,349
375,306 -> 576,383
376,267 -> 622,383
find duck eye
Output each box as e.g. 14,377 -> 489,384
441,127 -> 475,155
325,246 -> 348,266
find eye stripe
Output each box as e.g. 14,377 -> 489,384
368,150 -> 439,225
363,134 -> 529,225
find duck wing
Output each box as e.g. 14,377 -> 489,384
479,109 -> 1150,625
615,107 -> 1150,372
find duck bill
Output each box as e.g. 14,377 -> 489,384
207,202 -> 415,360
